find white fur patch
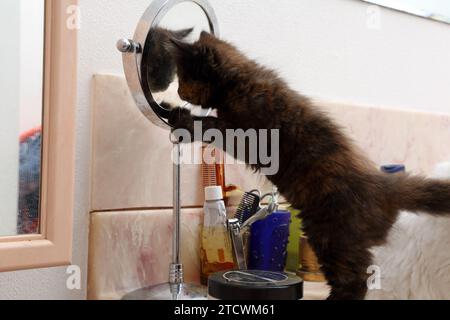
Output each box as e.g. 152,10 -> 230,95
366,162 -> 450,299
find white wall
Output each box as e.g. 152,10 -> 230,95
217,0 -> 450,114
1,0 -> 449,299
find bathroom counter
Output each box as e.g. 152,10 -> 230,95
303,282 -> 330,300
117,282 -> 330,301
118,281 -> 330,301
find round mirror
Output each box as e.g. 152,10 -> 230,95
118,0 -> 219,128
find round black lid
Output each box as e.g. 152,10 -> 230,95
208,270 -> 303,300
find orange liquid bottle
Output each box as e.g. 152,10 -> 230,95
200,186 -> 235,285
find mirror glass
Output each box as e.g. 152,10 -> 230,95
141,2 -> 212,119
363,0 -> 450,24
0,0 -> 45,236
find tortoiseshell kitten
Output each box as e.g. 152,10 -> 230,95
166,32 -> 450,299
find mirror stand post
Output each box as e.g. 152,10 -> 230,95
123,138 -> 207,300
169,138 -> 209,300
169,139 -> 184,300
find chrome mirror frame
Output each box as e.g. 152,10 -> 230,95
117,0 -> 220,129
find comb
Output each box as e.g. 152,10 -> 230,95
235,190 -> 261,224
201,145 -> 226,198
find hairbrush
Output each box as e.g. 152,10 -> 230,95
235,190 -> 261,224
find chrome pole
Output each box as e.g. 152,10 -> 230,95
173,141 -> 181,264
122,136 -> 206,301
169,139 -> 183,300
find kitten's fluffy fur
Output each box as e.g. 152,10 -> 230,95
166,32 -> 450,299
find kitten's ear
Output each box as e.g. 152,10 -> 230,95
198,32 -> 220,64
170,28 -> 194,40
199,31 -> 215,41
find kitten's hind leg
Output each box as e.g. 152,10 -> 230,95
314,244 -> 371,300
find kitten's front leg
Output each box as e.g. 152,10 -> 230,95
168,107 -> 196,137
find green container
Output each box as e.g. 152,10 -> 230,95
285,206 -> 303,272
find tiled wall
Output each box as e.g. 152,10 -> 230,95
88,209 -> 203,300
90,75 -> 275,212
88,75 -> 450,300
88,75 -> 275,299
317,101 -> 450,175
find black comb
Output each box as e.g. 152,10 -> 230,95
235,190 -> 261,224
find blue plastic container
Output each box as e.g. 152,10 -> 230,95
381,164 -> 406,174
248,210 -> 291,272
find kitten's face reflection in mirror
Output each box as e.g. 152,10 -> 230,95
143,27 -> 193,93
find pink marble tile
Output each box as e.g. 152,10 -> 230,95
90,80 -> 450,201
91,75 -> 203,211
91,75 -> 277,211
317,101 -> 450,175
88,209 -> 203,300
91,75 -> 450,213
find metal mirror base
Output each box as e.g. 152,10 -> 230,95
122,283 -> 207,301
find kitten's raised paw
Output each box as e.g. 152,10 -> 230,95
168,107 -> 195,143
169,107 -> 194,129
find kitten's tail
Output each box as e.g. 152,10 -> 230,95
387,174 -> 450,215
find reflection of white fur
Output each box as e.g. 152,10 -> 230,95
366,162 -> 450,300
152,77 -> 215,118
153,77 -> 185,107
